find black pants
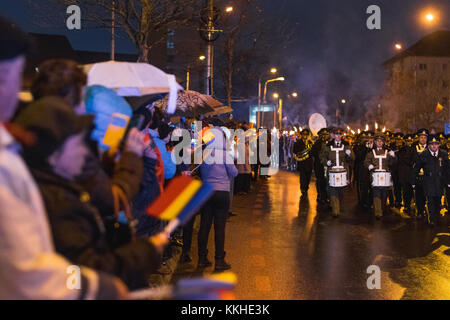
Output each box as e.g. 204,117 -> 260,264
427,196 -> 441,224
235,174 -> 251,194
359,176 -> 373,207
315,165 -> 328,202
399,181 -> 413,209
414,181 -> 426,215
392,173 -> 402,206
198,191 -> 230,260
182,214 -> 196,255
299,167 -> 313,194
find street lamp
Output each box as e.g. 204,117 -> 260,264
225,6 -> 234,13
292,92 -> 298,98
273,93 -> 280,99
257,73 -> 284,128
425,13 -> 435,22
337,98 -> 346,126
199,55 -> 206,61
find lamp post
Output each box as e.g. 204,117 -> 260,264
257,68 -> 278,128
260,77 -> 285,128
271,92 -> 298,129
199,2 -> 233,96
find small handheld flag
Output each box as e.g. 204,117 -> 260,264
147,175 -> 201,221
163,183 -> 214,236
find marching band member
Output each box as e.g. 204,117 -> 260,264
411,135 -> 450,227
412,129 -> 429,219
294,129 -> 314,198
320,127 -> 354,218
311,128 -> 330,205
364,134 -> 396,219
390,132 -> 405,208
354,131 -> 374,210
396,134 -> 416,216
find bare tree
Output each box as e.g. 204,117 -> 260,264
30,0 -> 201,63
215,0 -> 296,108
379,65 -> 447,132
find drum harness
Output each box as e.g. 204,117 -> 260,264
372,149 -> 388,171
330,145 -> 345,170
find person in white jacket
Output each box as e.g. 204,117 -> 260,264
0,16 -> 126,299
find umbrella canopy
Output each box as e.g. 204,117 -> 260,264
154,90 -> 222,117
204,106 -> 233,117
83,61 -> 182,114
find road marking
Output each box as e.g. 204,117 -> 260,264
250,226 -> 262,235
254,275 -> 272,292
250,254 -> 266,267
250,238 -> 263,249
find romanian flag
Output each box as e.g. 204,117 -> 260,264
177,183 -> 214,225
147,175 -> 201,220
436,102 -> 444,113
201,126 -> 215,145
175,272 -> 237,300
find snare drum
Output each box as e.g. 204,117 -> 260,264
329,169 -> 348,187
371,170 -> 393,187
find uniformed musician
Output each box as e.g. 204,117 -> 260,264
412,135 -> 450,226
364,133 -> 396,219
320,127 -> 354,218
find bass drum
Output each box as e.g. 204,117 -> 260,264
329,169 -> 348,187
371,170 -> 393,187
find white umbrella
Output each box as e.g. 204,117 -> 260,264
83,61 -> 182,114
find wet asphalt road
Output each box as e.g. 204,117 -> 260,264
173,170 -> 450,300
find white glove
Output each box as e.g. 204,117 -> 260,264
346,149 -> 351,156
448,185 -> 450,188
368,164 -> 374,171
327,160 -> 332,166
412,185 -> 415,189
389,151 -> 395,157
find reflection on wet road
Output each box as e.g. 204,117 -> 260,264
175,170 -> 450,300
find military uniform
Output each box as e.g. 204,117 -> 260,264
311,128 -> 329,204
412,129 -> 429,218
294,129 -> 314,196
390,133 -> 405,208
412,135 -> 450,225
396,134 -> 416,215
320,128 -> 354,217
445,135 -> 450,212
364,134 -> 396,218
353,131 -> 374,209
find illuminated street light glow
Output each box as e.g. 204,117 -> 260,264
270,68 -> 278,74
395,43 -> 403,50
225,6 -> 234,13
292,92 -> 298,98
199,55 -> 206,61
425,13 -> 435,21
273,93 -> 280,99
341,99 -> 346,104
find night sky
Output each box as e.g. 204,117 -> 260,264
2,0 -> 450,123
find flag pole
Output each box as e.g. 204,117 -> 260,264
111,0 -> 115,61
